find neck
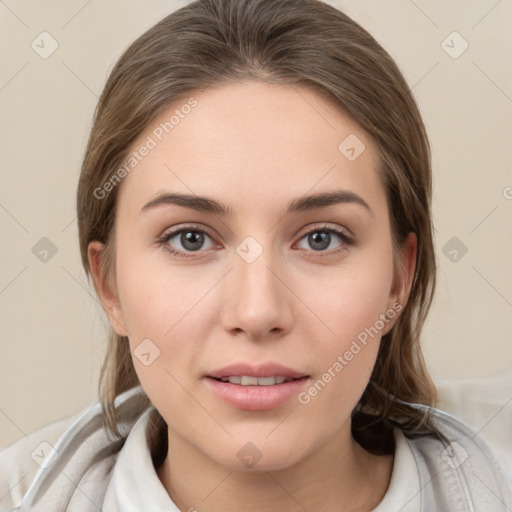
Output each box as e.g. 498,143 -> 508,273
156,423 -> 393,512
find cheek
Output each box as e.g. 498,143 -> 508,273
114,250 -> 220,388
307,250 -> 394,348
295,253 -> 394,400
295,287 -> 390,429
115,242 -> 212,336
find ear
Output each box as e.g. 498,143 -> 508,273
88,240 -> 129,337
382,232 -> 417,335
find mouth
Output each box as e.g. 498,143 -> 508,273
204,362 -> 310,410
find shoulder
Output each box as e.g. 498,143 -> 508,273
403,404 -> 512,510
436,368 -> 512,474
0,412 -> 81,511
0,386 -> 148,512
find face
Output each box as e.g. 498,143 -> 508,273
89,81 -> 415,471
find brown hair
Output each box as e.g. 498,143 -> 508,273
77,0 -> 438,461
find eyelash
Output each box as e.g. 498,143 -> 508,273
156,223 -> 354,259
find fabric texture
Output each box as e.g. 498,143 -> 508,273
435,367 -> 512,477
1,385 -> 511,511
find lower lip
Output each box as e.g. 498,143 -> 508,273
204,377 -> 310,411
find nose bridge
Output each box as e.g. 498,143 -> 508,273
222,234 -> 293,338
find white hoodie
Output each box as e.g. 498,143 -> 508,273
1,385 -> 511,511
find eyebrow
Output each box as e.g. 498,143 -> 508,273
140,188 -> 374,218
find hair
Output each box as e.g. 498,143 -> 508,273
77,0 -> 438,464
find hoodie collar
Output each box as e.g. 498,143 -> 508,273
102,406 -> 180,511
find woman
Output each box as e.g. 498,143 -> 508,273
2,0 -> 511,510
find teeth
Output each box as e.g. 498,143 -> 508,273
219,375 -> 291,385
242,376 -> 259,385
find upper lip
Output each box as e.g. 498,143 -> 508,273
207,363 -> 309,380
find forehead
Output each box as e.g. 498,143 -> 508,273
117,81 -> 385,215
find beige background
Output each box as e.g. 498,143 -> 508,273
1,0 -> 511,451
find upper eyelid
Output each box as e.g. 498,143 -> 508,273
301,223 -> 351,236
161,223 -> 218,242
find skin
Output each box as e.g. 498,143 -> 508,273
89,81 -> 416,512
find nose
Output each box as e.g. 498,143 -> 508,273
220,242 -> 295,342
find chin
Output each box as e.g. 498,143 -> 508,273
211,440 -> 308,473
231,456 -> 303,473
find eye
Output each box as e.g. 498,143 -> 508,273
156,225 -> 217,258
156,223 -> 354,259
295,224 -> 354,256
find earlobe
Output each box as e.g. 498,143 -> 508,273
87,241 -> 129,337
